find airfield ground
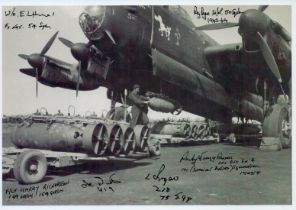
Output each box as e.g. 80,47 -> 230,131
2,126 -> 291,205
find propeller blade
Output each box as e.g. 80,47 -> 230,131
279,26 -> 291,42
59,37 -> 74,48
271,20 -> 291,42
76,61 -> 82,97
258,5 -> 268,12
40,31 -> 59,55
41,59 -> 48,79
19,68 -> 35,77
193,22 -> 239,31
18,54 -> 30,60
256,32 -> 282,83
35,68 -> 39,98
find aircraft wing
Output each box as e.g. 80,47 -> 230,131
19,55 -> 77,90
45,55 -> 73,73
203,43 -> 260,95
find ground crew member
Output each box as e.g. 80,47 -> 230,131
128,84 -> 149,128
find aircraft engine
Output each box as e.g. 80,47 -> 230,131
233,99 -> 264,122
34,66 -> 101,91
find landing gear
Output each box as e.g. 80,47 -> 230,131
106,88 -> 132,122
260,104 -> 291,150
105,106 -> 131,122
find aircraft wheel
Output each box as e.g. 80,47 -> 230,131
13,150 -> 47,184
263,104 -> 291,148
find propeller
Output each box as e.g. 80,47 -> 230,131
193,6 -> 269,31
195,22 -> 238,31
256,32 -> 282,83
194,6 -> 289,93
59,37 -> 94,97
271,20 -> 291,42
258,5 -> 268,12
18,54 -> 29,60
76,61 -> 82,97
59,37 -> 92,61
35,68 -> 38,97
58,37 -> 73,48
18,31 -> 59,97
59,35 -> 115,97
256,31 -> 286,95
40,31 -> 59,55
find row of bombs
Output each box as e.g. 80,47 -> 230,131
152,121 -> 216,140
10,115 -> 150,156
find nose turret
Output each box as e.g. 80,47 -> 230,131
79,6 -> 106,40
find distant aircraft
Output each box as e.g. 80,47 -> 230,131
18,5 -> 291,150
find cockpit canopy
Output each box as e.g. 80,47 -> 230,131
168,6 -> 193,23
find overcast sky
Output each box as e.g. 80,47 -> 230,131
2,5 -> 291,120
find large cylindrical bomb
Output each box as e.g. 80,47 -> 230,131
105,123 -> 124,155
11,122 -> 108,155
159,122 -> 191,138
190,124 -> 198,139
82,122 -> 109,155
84,120 -> 135,155
119,124 -> 135,155
148,97 -> 177,113
134,125 -> 150,152
195,123 -> 210,140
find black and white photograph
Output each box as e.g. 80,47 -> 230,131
1,3 -> 292,205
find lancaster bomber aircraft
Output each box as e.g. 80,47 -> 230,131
18,5 -> 291,150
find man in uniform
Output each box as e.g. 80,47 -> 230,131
128,84 -> 149,128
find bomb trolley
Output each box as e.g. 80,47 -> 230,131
2,115 -> 161,184
2,146 -> 160,185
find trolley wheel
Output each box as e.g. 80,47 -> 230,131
13,150 -> 47,184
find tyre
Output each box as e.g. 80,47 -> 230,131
263,104 -> 291,148
13,150 -> 47,184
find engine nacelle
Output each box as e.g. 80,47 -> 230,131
39,64 -> 100,91
85,56 -> 111,80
